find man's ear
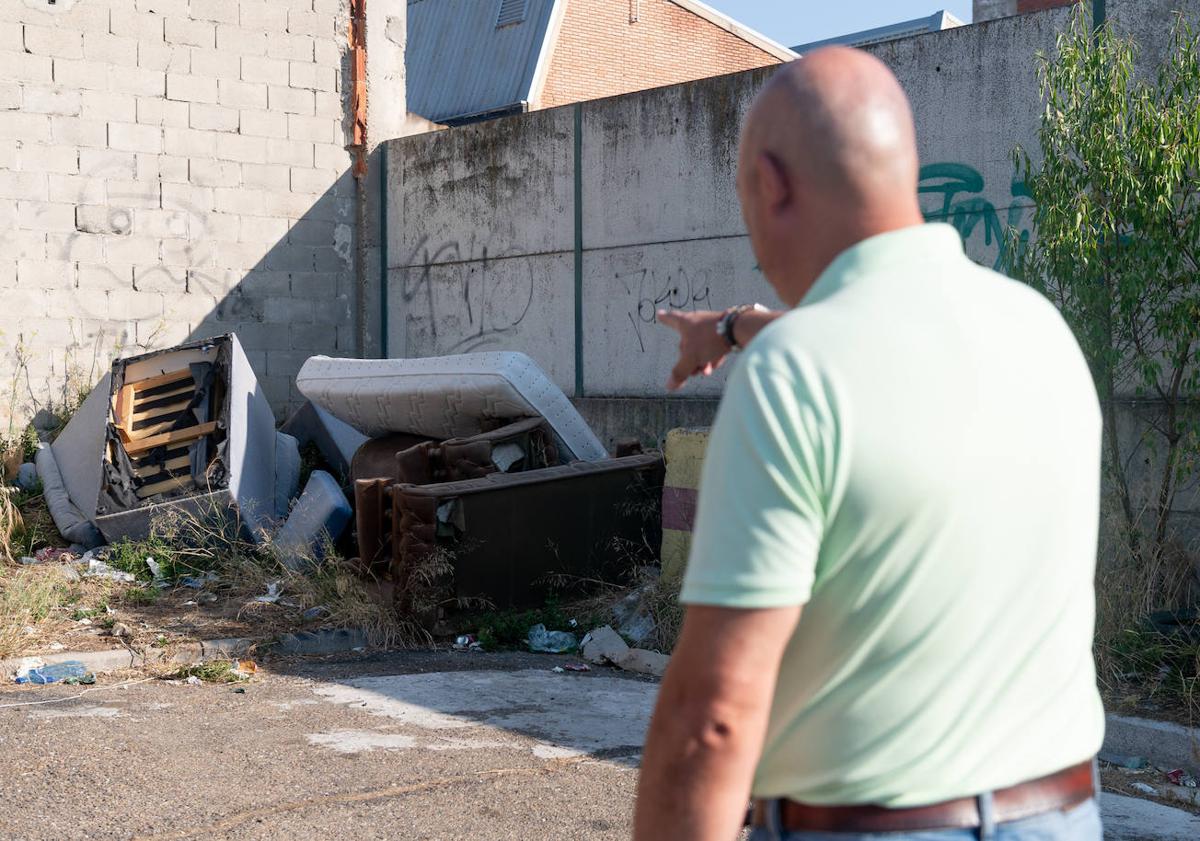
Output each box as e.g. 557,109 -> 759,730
755,151 -> 790,212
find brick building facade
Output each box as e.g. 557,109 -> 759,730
537,0 -> 787,110
405,0 -> 793,127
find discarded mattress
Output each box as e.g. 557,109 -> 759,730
385,453 -> 665,610
295,352 -> 607,462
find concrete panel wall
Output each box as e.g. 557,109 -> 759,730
386,6 -> 1088,398
0,0 -> 357,426
386,0 -> 1198,535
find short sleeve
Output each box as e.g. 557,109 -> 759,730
679,351 -> 836,609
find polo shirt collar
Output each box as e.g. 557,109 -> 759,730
801,223 -> 964,307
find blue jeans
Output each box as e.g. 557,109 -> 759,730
749,797 -> 1102,841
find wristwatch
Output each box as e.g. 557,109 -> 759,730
716,303 -> 767,351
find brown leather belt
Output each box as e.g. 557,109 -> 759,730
750,760 -> 1096,833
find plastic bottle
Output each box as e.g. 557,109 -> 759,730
16,660 -> 89,685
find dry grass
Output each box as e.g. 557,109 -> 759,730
0,566 -> 122,659
1094,497 -> 1200,722
108,502 -> 432,650
0,488 -> 23,565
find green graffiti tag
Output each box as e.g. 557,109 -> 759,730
919,163 -> 1032,272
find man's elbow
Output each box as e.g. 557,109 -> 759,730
658,672 -> 765,758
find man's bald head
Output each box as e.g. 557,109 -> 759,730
737,48 -> 924,306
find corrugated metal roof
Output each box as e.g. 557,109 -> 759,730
791,10 -> 964,53
407,0 -> 560,124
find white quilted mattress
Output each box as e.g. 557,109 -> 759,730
295,352 -> 608,462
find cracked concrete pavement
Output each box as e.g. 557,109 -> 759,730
1,649 -> 1197,840
0,651 -> 652,841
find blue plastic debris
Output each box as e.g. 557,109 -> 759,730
272,470 -> 351,570
15,660 -> 90,685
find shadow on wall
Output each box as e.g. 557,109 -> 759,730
6,86 -> 361,437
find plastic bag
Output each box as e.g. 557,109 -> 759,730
527,624 -> 577,653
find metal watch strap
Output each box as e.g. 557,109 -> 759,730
718,303 -> 763,351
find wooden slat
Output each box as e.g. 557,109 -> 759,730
133,384 -> 193,405
133,455 -> 192,480
124,421 -> 217,456
136,475 -> 193,499
131,399 -> 190,423
114,385 -> 134,427
128,418 -> 179,439
130,368 -> 193,394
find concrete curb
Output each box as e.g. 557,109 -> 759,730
1103,714 -> 1200,772
2,628 -> 376,681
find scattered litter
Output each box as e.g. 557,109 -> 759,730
1166,769 -> 1198,788
198,593 -> 218,604
1132,782 -> 1159,795
302,605 -> 331,621
612,586 -> 657,646
232,687 -> 246,694
1099,753 -> 1147,767
527,624 -> 577,654
48,642 -> 65,651
568,618 -> 578,628
579,625 -> 670,677
580,625 -> 630,665
79,547 -> 111,565
233,660 -> 257,679
562,663 -> 590,672
181,572 -> 218,589
15,660 -> 91,685
552,666 -> 565,673
110,623 -> 132,639
254,581 -> 282,604
185,676 -> 202,685
36,546 -> 76,564
13,658 -> 44,682
83,558 -> 135,583
617,648 -> 670,677
76,618 -> 92,626
105,606 -> 117,616
453,634 -> 482,652
20,547 -> 76,566
63,674 -> 96,686
182,600 -> 198,607
15,461 -> 39,491
145,557 -> 171,588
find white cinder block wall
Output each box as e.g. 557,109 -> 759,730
0,0 -> 355,423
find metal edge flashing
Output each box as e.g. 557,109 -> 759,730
667,0 -> 798,60
526,0 -> 569,107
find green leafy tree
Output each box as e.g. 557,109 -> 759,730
1013,7 -> 1200,559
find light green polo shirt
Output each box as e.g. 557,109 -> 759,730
681,223 -> 1105,808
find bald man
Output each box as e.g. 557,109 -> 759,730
634,49 -> 1103,841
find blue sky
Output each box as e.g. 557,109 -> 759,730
704,1 -> 974,49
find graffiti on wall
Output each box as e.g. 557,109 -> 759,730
618,265 -> 714,352
398,236 -> 536,355
919,162 -> 1033,272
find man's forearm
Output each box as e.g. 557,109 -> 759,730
634,678 -> 765,840
634,605 -> 800,840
